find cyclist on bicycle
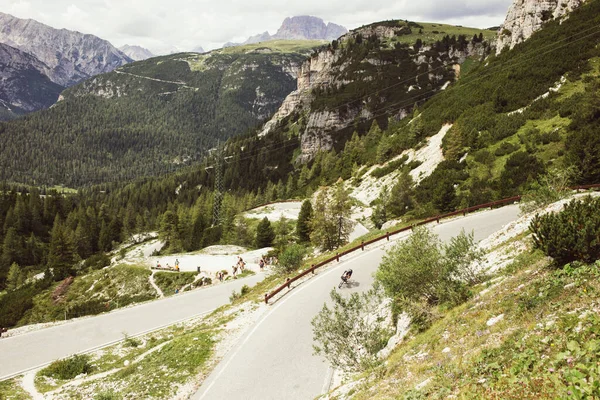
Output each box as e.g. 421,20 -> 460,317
341,269 -> 353,283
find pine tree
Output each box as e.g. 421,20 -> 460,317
255,217 -> 275,248
296,200 -> 313,243
310,188 -> 337,251
330,183 -> 353,248
47,216 -> 76,281
6,262 -> 23,291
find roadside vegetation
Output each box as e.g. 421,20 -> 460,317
315,194 -> 600,399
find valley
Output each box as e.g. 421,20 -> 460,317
1,0 -> 600,399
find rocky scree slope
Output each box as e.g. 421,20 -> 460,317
0,12 -> 132,87
0,43 -> 63,117
496,0 -> 588,54
260,21 -> 493,162
0,43 -> 320,186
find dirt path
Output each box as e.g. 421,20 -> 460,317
149,271 -> 164,298
22,371 -> 43,400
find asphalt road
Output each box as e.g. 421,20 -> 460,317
0,273 -> 266,380
193,204 -> 521,400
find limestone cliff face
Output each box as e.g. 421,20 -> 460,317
0,12 -> 132,87
496,0 -> 587,54
260,23 -> 490,162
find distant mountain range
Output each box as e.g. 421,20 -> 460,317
119,44 -> 154,61
224,16 -> 348,47
0,12 -> 131,119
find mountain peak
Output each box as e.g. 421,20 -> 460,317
273,15 -> 348,41
228,16 -> 348,48
119,44 -> 154,61
0,12 -> 131,86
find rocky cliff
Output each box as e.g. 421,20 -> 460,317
496,0 -> 587,54
0,43 -> 63,117
119,45 -> 155,61
260,21 -> 491,162
227,16 -> 348,47
0,12 -> 132,87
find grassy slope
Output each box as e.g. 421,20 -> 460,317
335,237 -> 600,399
19,264 -> 157,326
218,39 -> 327,54
390,22 -> 496,46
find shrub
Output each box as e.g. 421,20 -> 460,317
530,196 -> 600,266
95,390 -> 122,400
277,244 -> 308,273
312,286 -> 393,372
123,333 -> 142,348
520,167 -> 577,214
494,141 -> 520,157
376,228 -> 482,321
40,354 -> 93,380
83,253 -> 111,271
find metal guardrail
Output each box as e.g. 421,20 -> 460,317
264,195 -> 522,303
263,184 -> 600,303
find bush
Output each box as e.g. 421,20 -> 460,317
312,287 -> 393,372
0,280 -> 49,327
154,272 -> 197,295
278,244 -> 308,273
40,354 -> 93,380
530,196 -> 600,266
83,253 -> 111,271
375,228 -> 483,320
494,141 -> 520,157
229,284 -> 251,302
95,390 -> 122,400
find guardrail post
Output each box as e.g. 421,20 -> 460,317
264,293 -> 269,304
311,264 -> 316,274
286,277 -> 291,289
336,253 -> 340,262
386,232 -> 390,241
361,241 -> 365,251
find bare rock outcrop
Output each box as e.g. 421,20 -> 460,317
496,0 -> 587,54
260,24 -> 490,162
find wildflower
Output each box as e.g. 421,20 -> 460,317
549,367 -> 555,373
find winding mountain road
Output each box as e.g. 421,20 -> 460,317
0,274 -> 266,381
193,205 -> 521,400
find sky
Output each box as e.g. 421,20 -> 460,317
0,0 -> 514,54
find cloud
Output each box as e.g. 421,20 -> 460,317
0,0 -> 513,53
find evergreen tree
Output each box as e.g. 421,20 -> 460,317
388,170 -> 415,217
296,200 -> 313,243
159,210 -> 181,252
0,228 -> 21,286
255,217 -> 275,248
310,188 -> 337,251
98,221 -> 112,252
330,183 -> 353,248
47,216 -> 76,281
6,262 -> 23,291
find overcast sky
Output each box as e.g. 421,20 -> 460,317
1,0 -> 514,54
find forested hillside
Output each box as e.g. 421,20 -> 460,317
0,42 -> 320,187
2,2 -> 600,330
